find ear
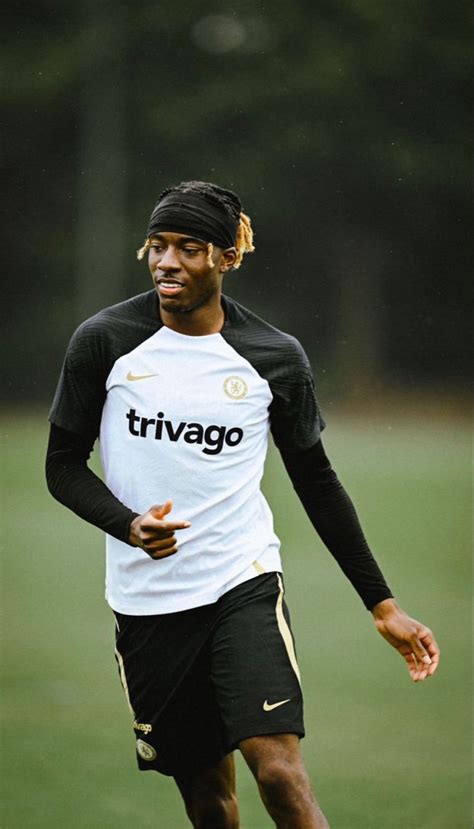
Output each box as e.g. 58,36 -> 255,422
219,247 -> 237,272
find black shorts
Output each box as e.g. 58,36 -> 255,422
113,572 -> 305,778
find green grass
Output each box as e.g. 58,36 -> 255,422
1,411 -> 471,828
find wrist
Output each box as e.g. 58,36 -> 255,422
371,597 -> 401,619
128,513 -> 141,546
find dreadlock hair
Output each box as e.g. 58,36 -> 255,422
136,181 -> 255,268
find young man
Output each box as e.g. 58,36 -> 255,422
46,181 -> 439,828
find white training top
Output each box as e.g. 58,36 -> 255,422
100,325 -> 281,613
49,291 -> 324,614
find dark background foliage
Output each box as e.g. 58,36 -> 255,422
3,0 -> 470,405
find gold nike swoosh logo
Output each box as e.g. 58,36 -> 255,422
126,371 -> 159,382
263,698 -> 291,712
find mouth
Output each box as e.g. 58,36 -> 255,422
156,278 -> 185,297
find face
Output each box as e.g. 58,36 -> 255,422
148,232 -> 236,315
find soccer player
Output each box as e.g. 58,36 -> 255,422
46,181 -> 440,829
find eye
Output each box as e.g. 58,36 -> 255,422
182,247 -> 200,256
150,244 -> 164,253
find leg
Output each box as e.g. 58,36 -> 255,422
240,733 -> 330,829
174,752 -> 239,829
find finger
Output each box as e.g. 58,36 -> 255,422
405,654 -> 428,683
141,528 -> 175,540
401,649 -> 414,666
421,631 -> 440,658
140,519 -> 191,534
409,634 -> 432,667
421,635 -> 441,676
145,535 -> 177,552
427,651 -> 440,675
394,645 -> 426,682
151,500 -> 173,520
150,546 -> 178,560
401,650 -> 420,681
410,653 -> 430,682
407,625 -> 440,680
155,519 -> 191,531
408,648 -> 437,682
143,541 -> 176,557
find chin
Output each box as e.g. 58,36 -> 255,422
159,295 -> 209,315
159,299 -> 193,315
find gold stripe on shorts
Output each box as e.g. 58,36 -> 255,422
115,645 -> 135,716
275,573 -> 301,685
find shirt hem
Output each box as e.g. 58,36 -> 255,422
106,551 -> 282,615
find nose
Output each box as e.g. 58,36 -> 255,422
157,245 -> 180,272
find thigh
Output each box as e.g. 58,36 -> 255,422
239,733 -> 303,773
114,605 -> 228,777
211,573 -> 305,750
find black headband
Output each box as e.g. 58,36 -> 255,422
146,192 -> 238,249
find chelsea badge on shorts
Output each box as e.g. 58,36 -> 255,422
136,738 -> 157,762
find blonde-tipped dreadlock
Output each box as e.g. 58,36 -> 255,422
234,211 -> 255,269
137,239 -> 150,260
206,243 -> 215,268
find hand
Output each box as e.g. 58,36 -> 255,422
371,599 -> 440,682
129,500 -> 191,560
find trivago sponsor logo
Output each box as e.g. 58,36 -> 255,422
126,408 -> 244,455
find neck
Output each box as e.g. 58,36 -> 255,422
159,293 -> 225,336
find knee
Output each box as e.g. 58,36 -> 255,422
255,759 -> 312,815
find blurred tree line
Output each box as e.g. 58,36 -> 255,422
3,0 -> 470,406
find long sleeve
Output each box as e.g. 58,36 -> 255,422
279,439 -> 393,610
45,423 -> 138,543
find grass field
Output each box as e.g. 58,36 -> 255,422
1,410 -> 471,828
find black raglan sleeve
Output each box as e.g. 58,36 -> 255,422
45,424 -> 138,543
47,318 -> 138,542
280,439 -> 393,610
268,339 -> 326,452
270,340 -> 393,610
49,318 -> 110,438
